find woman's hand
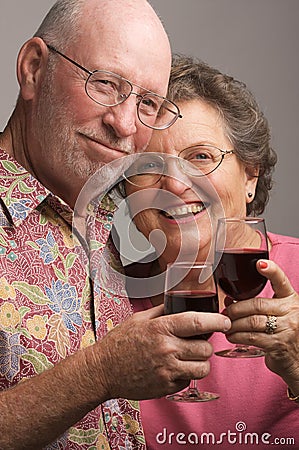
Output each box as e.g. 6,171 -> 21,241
224,260 -> 299,395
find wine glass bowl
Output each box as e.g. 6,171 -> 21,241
164,261 -> 219,402
214,217 -> 269,358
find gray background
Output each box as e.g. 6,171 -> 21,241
1,1 -> 298,237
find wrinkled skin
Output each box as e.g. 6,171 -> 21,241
94,305 -> 231,399
225,259 -> 299,396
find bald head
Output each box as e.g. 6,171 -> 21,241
35,0 -> 171,96
77,0 -> 171,93
86,0 -> 170,57
35,0 -> 170,61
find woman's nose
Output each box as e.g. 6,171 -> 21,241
160,159 -> 192,194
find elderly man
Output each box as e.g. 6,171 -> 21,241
0,1 -> 229,448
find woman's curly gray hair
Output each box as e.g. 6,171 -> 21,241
168,54 -> 277,215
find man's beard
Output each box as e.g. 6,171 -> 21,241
33,83 -> 101,181
33,72 -> 135,183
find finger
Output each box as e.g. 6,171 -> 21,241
226,313 -> 278,335
257,259 -> 295,298
176,338 -> 213,361
176,360 -> 211,381
226,296 -> 287,320
169,360 -> 212,385
224,296 -> 234,307
226,330 -> 269,349
133,304 -> 164,320
166,312 -> 231,339
226,327 -> 284,352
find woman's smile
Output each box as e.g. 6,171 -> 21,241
160,201 -> 208,224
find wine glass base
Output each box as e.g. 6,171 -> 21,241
166,390 -> 219,403
215,346 -> 265,358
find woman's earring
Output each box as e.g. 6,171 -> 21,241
248,192 -> 253,198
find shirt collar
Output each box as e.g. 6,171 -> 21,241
0,149 -> 118,228
0,149 -> 61,226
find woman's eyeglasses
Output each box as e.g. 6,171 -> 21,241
124,146 -> 234,187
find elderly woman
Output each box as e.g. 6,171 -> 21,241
124,55 -> 299,449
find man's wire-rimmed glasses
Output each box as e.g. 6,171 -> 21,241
46,44 -> 182,130
124,145 -> 234,186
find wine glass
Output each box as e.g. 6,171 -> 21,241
214,217 -> 269,358
164,261 -> 219,402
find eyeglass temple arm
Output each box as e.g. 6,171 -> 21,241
46,44 -> 92,76
162,103 -> 182,118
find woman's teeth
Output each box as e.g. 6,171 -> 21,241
163,203 -> 205,218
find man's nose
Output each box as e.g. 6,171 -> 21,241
102,96 -> 138,138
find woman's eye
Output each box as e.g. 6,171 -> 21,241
193,152 -> 210,160
183,145 -> 222,162
188,151 -> 213,162
139,161 -> 162,172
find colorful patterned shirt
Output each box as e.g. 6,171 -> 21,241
0,150 -> 146,449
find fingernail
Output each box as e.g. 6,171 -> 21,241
224,318 -> 231,331
258,260 -> 268,269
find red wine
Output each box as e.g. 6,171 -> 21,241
164,290 -> 219,340
215,249 -> 268,300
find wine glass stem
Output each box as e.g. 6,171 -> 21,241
235,344 -> 249,352
188,379 -> 198,394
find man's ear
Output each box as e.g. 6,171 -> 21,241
17,37 -> 49,100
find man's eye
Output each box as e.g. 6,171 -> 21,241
139,96 -> 160,114
94,79 -> 115,89
98,79 -> 109,85
89,74 -> 120,93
